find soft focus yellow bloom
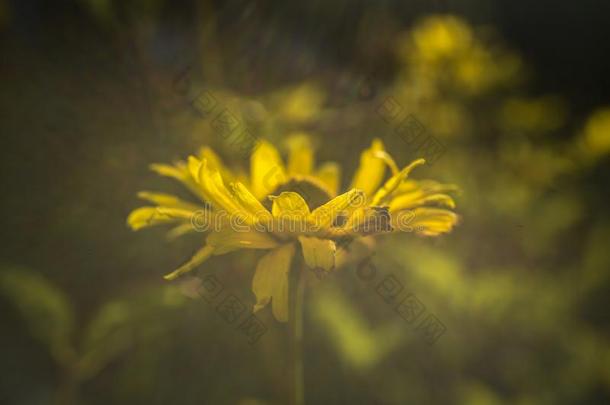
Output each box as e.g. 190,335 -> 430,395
274,83 -> 325,123
499,96 -> 567,133
127,136 -> 459,321
580,107 -> 610,158
399,15 -> 521,96
410,15 -> 473,62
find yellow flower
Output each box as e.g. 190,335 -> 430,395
580,107 -> 610,158
127,137 -> 459,321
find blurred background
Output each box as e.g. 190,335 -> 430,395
2,0 -> 610,404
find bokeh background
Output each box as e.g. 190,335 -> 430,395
2,0 -> 610,404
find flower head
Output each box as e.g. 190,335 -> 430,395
128,136 -> 458,321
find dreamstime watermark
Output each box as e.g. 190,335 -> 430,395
188,207 -> 420,235
355,256 -> 446,345
183,274 -> 267,345
377,97 -> 446,165
173,65 -> 260,159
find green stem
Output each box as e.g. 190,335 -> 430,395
289,262 -> 306,405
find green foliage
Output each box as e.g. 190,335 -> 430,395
0,264 -> 191,401
0,266 -> 75,366
77,285 -> 187,380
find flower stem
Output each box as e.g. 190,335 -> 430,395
289,262 -> 306,405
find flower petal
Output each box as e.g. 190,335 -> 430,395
127,206 -> 186,231
149,162 -> 204,200
269,192 -> 312,238
207,227 -> 279,255
309,188 -> 365,230
389,192 -> 456,211
398,179 -> 460,195
163,245 -> 215,280
252,243 -> 295,322
155,207 -> 198,221
371,158 -> 426,206
286,133 -> 314,176
231,182 -> 273,224
198,146 -> 238,183
315,162 -> 341,197
270,192 -> 311,218
166,223 -> 197,240
197,159 -> 254,222
163,228 -> 279,280
251,141 -> 287,199
344,206 -> 393,235
137,191 -> 203,211
187,156 -> 204,183
298,236 -> 336,272
392,207 -> 459,236
389,179 -> 459,211
349,138 -> 387,198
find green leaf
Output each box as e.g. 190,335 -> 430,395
0,266 -> 75,365
77,284 -> 187,380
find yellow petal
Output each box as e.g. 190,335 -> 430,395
298,236 -> 336,272
231,182 -> 272,224
149,162 -> 187,180
150,162 -> 204,200
345,206 -> 393,235
127,206 -> 184,231
309,188 -> 365,230
251,141 -> 287,199
207,227 -> 279,255
398,179 -> 460,195
268,192 -> 311,238
350,138 -> 387,198
163,245 -> 215,280
389,179 -> 459,212
286,133 -> 314,176
392,207 -> 459,236
166,223 -> 196,240
252,243 -> 295,322
315,162 -> 341,197
152,206 -> 197,223
187,156 -> 203,183
198,159 -> 252,221
371,158 -> 426,206
137,191 -> 202,211
270,192 -> 311,218
198,146 -> 237,183
389,192 -> 456,211
371,150 -> 400,175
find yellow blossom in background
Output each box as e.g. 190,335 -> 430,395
127,135 -> 459,321
579,107 -> 610,159
397,15 -> 522,97
410,15 -> 473,62
271,83 -> 326,124
499,96 -> 567,134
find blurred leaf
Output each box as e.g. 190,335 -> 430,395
0,266 -> 75,365
458,382 -> 503,405
582,221 -> 610,289
77,285 -> 187,380
312,285 -> 404,370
